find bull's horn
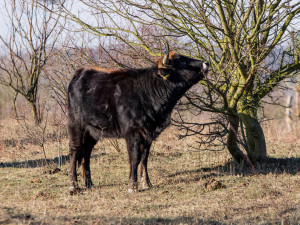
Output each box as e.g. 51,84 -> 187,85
162,41 -> 169,66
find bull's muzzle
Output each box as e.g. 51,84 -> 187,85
202,62 -> 209,74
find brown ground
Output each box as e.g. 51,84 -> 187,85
0,118 -> 300,224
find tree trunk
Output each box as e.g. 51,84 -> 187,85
239,109 -> 267,163
30,101 -> 41,125
227,114 -> 247,163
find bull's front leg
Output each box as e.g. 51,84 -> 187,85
140,142 -> 152,189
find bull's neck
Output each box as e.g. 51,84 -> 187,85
157,78 -> 193,115
171,83 -> 191,106
137,68 -> 194,115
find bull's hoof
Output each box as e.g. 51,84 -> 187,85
69,186 -> 80,195
128,182 -> 138,194
85,181 -> 93,189
142,181 -> 152,190
141,177 -> 152,190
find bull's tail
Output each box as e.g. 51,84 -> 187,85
68,67 -> 85,108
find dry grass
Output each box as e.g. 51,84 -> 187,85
0,118 -> 300,224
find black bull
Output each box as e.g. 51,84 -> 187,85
67,50 -> 209,194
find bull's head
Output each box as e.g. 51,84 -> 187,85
159,41 -> 209,82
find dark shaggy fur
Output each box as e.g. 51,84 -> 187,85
67,52 -> 209,193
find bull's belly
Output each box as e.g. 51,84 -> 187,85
85,123 -> 122,140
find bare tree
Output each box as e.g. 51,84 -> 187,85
0,0 -> 63,124
56,0 -> 300,164
43,33 -> 109,116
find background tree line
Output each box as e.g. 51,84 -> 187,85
0,0 -> 299,166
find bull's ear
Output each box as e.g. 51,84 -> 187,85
162,41 -> 170,66
202,62 -> 209,74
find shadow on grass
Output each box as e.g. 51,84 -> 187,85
92,217 -> 224,225
0,153 -> 104,168
209,157 -> 300,176
0,207 -> 224,225
167,157 -> 300,181
0,154 -> 70,168
0,207 -> 34,225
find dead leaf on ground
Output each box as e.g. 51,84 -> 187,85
198,179 -> 226,191
30,178 -> 42,183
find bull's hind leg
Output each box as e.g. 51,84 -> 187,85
126,133 -> 142,193
140,141 -> 153,189
81,131 -> 97,188
68,125 -> 83,195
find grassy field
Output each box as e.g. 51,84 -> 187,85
0,118 -> 300,224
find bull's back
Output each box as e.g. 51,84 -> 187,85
68,68 -> 135,138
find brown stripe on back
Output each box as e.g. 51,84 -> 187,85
84,66 -> 129,74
